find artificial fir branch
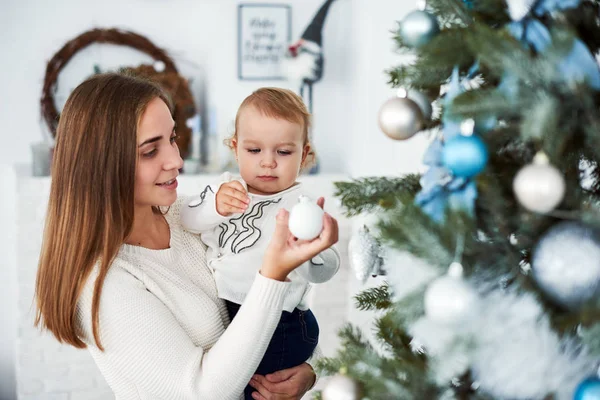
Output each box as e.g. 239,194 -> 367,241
333,175 -> 421,217
378,204 -> 474,272
354,284 -> 392,311
449,88 -> 526,120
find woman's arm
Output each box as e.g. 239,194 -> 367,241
78,267 -> 288,400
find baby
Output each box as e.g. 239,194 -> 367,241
181,87 -> 340,399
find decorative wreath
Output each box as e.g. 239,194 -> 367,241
41,28 -> 195,158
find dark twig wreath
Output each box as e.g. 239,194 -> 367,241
41,28 -> 195,157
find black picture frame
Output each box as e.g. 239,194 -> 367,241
238,4 -> 292,80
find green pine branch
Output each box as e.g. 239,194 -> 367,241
333,175 -> 421,217
388,28 -> 476,90
354,284 -> 393,311
449,88 -> 527,120
378,202 -> 474,271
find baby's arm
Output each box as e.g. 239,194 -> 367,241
181,174 -> 249,234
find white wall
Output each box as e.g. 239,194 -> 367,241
348,0 -> 430,178
0,166 -> 18,400
0,0 -> 353,174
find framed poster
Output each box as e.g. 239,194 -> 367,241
238,4 -> 291,80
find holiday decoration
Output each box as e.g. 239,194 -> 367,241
513,152 -> 565,214
407,88 -> 433,120
348,225 -> 384,282
442,135 -> 488,177
318,0 -> 600,395
574,376 -> 600,400
322,374 -> 361,400
424,262 -> 478,324
40,28 -> 196,158
442,120 -> 488,178
282,0 -> 336,110
415,139 -> 478,222
378,91 -> 425,140
414,71 -> 479,222
532,221 -> 600,309
399,9 -> 440,48
288,195 -> 324,240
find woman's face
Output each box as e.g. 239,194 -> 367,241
134,97 -> 183,209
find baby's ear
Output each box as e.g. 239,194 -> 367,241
301,144 -> 311,165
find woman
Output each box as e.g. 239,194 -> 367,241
34,72 -> 339,399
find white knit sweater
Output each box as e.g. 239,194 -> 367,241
76,197 -> 316,399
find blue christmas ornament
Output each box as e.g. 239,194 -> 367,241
574,377 -> 600,400
415,138 -> 478,223
442,134 -> 488,178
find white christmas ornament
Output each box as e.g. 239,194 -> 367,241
288,195 -> 324,240
322,374 -> 361,400
532,221 -> 600,309
348,225 -> 383,282
513,152 -> 565,213
424,262 -> 478,325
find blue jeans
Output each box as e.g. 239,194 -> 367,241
225,300 -> 319,400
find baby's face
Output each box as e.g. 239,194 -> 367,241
234,106 -> 308,195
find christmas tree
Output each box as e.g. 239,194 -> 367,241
316,0 -> 600,398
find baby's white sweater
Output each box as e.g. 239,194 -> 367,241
180,175 -> 340,312
75,197 -> 318,400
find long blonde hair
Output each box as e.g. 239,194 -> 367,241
35,72 -> 172,350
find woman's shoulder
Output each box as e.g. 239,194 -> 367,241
76,258 -> 148,343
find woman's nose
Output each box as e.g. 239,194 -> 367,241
164,142 -> 184,171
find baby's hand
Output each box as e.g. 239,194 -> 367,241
216,181 -> 250,216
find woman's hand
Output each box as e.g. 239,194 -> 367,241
248,363 -> 316,400
261,197 -> 339,281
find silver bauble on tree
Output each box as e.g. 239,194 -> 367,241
378,89 -> 425,140
424,262 -> 479,324
322,374 -> 362,400
407,89 -> 433,120
513,152 -> 565,214
399,9 -> 440,47
348,225 -> 385,282
532,221 -> 600,309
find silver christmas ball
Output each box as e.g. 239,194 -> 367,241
532,221 -> 600,309
348,226 -> 383,282
378,96 -> 424,140
322,374 -> 361,400
399,10 -> 440,48
513,154 -> 565,213
424,263 -> 478,324
407,89 -> 433,120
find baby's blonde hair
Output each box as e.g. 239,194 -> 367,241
225,87 -> 316,169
